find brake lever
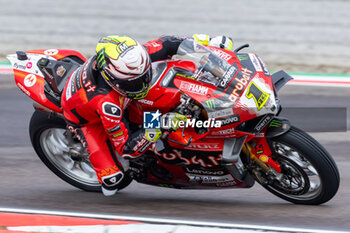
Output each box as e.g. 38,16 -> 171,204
234,43 -> 250,53
161,130 -> 193,147
168,136 -> 193,147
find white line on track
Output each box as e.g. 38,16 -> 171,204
0,207 -> 348,233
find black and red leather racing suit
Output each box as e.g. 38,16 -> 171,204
61,36 -> 183,185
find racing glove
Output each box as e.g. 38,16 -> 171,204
193,34 -> 234,51
145,128 -> 162,142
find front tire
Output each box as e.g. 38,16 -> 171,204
256,126 -> 339,205
29,110 -> 132,192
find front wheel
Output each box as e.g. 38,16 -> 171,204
29,110 -> 133,192
254,126 -> 339,205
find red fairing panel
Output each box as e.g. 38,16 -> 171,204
11,49 -> 87,113
13,69 -> 62,113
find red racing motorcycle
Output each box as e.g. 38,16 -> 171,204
7,40 -> 339,205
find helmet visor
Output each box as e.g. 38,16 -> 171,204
103,64 -> 152,94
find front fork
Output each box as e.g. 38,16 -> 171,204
243,137 -> 281,173
241,117 -> 292,181
222,117 -> 291,184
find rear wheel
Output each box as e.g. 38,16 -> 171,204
253,126 -> 339,205
29,110 -> 132,192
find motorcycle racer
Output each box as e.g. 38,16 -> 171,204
61,34 -> 234,196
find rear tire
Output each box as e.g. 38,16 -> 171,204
256,126 -> 339,205
29,110 -> 132,192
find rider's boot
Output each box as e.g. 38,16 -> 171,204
100,169 -> 124,196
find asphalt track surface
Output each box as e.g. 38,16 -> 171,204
0,76 -> 350,231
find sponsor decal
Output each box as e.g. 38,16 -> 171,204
257,56 -> 270,76
150,147 -> 223,168
187,174 -> 234,184
217,114 -> 240,126
133,136 -> 152,153
177,73 -> 193,79
254,114 -> 273,132
65,71 -> 76,100
209,47 -> 233,62
44,49 -> 59,56
111,137 -> 125,143
185,167 -> 225,175
216,180 -> 237,187
208,108 -> 234,119
118,42 -> 134,57
17,82 -> 31,96
205,99 -> 216,110
26,62 -> 32,69
245,82 -> 270,110
23,74 -> 37,87
102,102 -> 122,118
103,116 -> 120,123
229,68 -> 253,103
219,65 -> 237,88
56,65 -> 66,77
81,62 -> 96,92
150,41 -> 161,47
249,54 -> 263,72
13,63 -> 26,70
107,125 -> 122,134
67,125 -> 87,148
269,119 -> 283,127
237,54 -> 249,61
144,39 -> 163,50
255,144 -> 264,155
112,131 -> 124,138
138,98 -> 154,105
161,70 -> 175,86
259,155 -> 269,163
180,82 -> 208,95
185,143 -> 221,151
143,110 -> 161,129
158,184 -> 176,188
211,127 -> 235,135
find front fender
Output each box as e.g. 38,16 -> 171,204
265,117 -> 291,138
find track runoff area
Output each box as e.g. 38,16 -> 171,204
1,63 -> 349,232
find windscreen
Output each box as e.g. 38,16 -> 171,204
175,39 -> 235,88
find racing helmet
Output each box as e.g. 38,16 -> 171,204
95,35 -> 152,99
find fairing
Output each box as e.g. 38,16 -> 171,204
7,49 -> 86,113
